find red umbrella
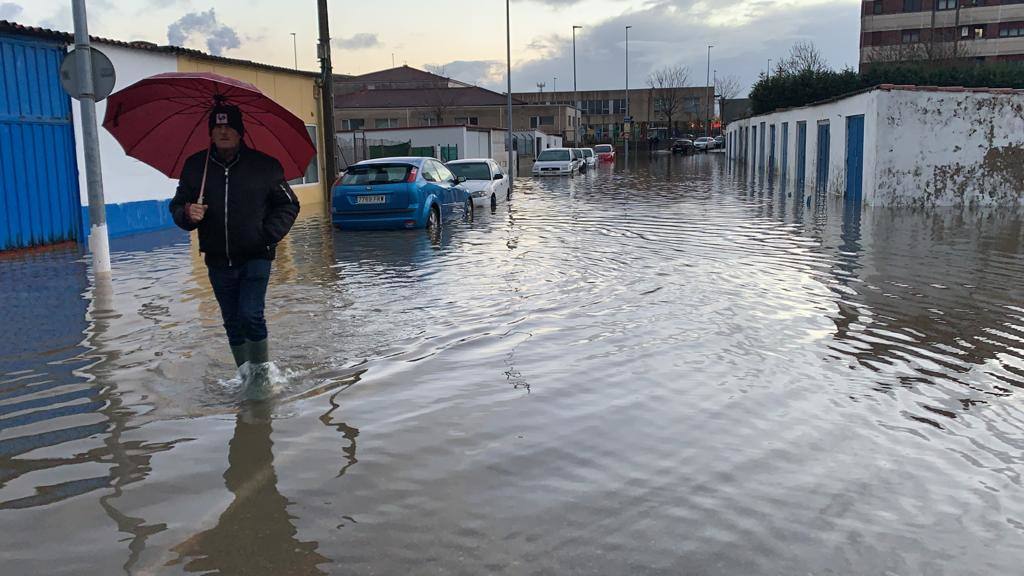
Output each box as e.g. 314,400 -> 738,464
102,72 -> 316,182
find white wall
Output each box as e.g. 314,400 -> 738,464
357,126 -> 465,151
873,90 -> 1024,206
72,43 -> 178,206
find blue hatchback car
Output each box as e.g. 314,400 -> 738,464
331,157 -> 472,231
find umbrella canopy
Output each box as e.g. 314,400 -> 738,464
102,72 -> 316,181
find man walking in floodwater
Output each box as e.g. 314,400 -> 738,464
169,105 -> 300,369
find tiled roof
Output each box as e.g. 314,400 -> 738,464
343,65 -> 449,84
0,19 -> 320,78
336,86 -> 526,108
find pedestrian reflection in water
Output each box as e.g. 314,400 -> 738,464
167,402 -> 329,575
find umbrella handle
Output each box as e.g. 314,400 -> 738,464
197,147 -> 211,205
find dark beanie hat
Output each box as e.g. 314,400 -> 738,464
209,104 -> 244,136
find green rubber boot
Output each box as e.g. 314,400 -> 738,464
249,339 -> 269,365
230,342 -> 250,367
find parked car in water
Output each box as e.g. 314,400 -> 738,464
332,157 -> 472,231
571,148 -> 588,172
581,148 -> 597,166
693,137 -> 715,151
593,144 -> 615,162
445,158 -> 509,210
671,139 -> 694,154
714,135 -> 725,149
532,148 -> 580,176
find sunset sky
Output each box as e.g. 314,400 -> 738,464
3,0 -> 862,93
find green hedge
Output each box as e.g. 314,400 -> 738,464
749,62 -> 1024,115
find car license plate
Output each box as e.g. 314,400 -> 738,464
356,195 -> 386,204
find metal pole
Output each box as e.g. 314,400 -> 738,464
573,25 -> 582,145
506,0 -> 514,190
317,0 -> 337,196
767,58 -> 771,78
625,26 -> 631,165
705,45 -> 713,138
72,0 -> 110,275
291,32 -> 297,70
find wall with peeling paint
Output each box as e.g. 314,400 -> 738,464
875,91 -> 1024,206
725,87 -> 1024,207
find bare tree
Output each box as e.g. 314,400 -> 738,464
778,41 -> 830,74
715,74 -> 743,100
863,36 -> 975,67
646,65 -> 690,134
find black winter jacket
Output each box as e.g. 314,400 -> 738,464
170,146 -> 300,267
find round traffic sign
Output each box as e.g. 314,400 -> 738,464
60,47 -> 116,102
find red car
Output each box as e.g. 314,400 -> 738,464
594,144 -> 615,162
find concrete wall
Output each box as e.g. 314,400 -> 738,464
341,126 -> 510,165
74,43 -> 178,237
725,87 -> 1024,206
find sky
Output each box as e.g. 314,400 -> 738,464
3,0 -> 862,94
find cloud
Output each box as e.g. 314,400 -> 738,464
39,6 -> 72,31
334,33 -> 380,50
0,2 -> 22,20
505,0 -> 860,95
512,0 -> 584,7
425,60 -> 506,86
167,9 -> 241,56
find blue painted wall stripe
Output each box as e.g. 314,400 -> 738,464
80,198 -> 178,239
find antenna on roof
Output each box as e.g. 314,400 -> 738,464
536,81 -> 546,93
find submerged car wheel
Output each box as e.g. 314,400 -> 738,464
426,205 -> 441,233
464,198 -> 475,221
490,194 -> 497,211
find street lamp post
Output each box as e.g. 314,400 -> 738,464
506,0 -> 514,191
573,25 -> 582,144
625,25 -> 631,164
291,32 -> 297,70
705,45 -> 713,138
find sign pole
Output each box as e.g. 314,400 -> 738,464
72,0 -> 111,276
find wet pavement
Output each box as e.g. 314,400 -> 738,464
2,153 -> 1024,575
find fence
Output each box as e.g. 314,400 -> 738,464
336,134 -> 459,170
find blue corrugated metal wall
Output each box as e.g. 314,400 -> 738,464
0,33 -> 81,251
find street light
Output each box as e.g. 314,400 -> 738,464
573,25 -> 583,145
625,25 -> 632,163
291,32 -> 297,70
553,76 -> 557,93
506,0 -> 514,192
705,44 -> 713,138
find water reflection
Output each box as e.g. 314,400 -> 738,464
168,401 -> 330,575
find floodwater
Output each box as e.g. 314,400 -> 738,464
2,153 -> 1024,575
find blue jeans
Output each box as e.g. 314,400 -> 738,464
207,259 -> 272,346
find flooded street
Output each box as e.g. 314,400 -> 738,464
2,153 -> 1024,574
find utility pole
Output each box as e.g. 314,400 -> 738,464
705,44 -> 713,138
72,0 -> 110,275
573,25 -> 582,145
317,0 -> 337,193
506,0 -> 514,190
553,76 -> 557,93
291,32 -> 297,70
625,25 -> 631,164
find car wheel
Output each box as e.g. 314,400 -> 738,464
426,205 -> 441,233
490,193 -> 497,211
464,198 -> 475,221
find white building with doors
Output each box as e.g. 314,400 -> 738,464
337,125 -> 512,171
725,85 -> 1024,206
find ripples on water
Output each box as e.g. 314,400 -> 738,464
1,154 -> 1023,574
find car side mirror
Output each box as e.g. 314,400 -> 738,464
457,175 -> 467,183
492,173 -> 503,180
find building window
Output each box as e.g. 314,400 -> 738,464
454,116 -> 479,126
936,0 -> 956,10
342,118 -> 365,130
1000,24 -> 1024,38
962,25 -> 985,39
374,118 -> 399,128
422,116 -> 438,126
902,0 -> 921,11
901,29 -> 920,44
612,99 -> 627,114
582,99 -> 610,115
288,125 -> 319,185
873,0 -> 883,14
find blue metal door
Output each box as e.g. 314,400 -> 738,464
751,125 -> 757,171
796,121 -> 807,191
845,115 -> 865,204
758,122 -> 766,174
816,122 -> 830,195
769,124 -> 776,177
0,33 -> 81,251
780,123 -> 789,183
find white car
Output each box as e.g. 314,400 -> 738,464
694,136 -> 715,151
581,148 -> 597,166
532,148 -> 580,176
446,158 -> 510,209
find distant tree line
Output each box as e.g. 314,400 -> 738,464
749,41 -> 1024,115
